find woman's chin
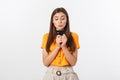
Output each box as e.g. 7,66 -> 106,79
56,27 -> 64,31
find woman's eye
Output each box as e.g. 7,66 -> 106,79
55,18 -> 58,20
62,18 -> 65,20
61,17 -> 65,20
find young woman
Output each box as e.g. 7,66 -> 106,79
41,7 -> 80,80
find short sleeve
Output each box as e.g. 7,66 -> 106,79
71,32 -> 80,49
41,33 -> 48,49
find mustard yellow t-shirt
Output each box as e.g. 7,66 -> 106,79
41,32 -> 80,66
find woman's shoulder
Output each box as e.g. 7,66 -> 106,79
42,33 -> 49,39
71,32 -> 80,49
43,33 -> 49,36
71,32 -> 79,37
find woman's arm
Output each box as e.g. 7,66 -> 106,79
61,34 -> 78,66
42,35 -> 62,67
62,47 -> 78,66
42,46 -> 60,67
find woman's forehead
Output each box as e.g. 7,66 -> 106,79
54,12 -> 66,17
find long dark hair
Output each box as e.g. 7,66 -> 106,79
46,7 -> 76,53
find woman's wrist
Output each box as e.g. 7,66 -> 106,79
56,45 -> 61,50
61,45 -> 67,50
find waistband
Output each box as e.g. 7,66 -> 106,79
46,66 -> 75,76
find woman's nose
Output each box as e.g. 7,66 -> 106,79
58,19 -> 62,23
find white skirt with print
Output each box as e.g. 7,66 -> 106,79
43,66 -> 79,80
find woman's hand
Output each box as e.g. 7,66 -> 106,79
61,34 -> 67,48
56,35 -> 62,47
56,34 -> 67,48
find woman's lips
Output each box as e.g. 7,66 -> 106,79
58,25 -> 63,27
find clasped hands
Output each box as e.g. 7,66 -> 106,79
56,34 -> 67,48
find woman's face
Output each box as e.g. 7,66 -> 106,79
53,12 -> 67,31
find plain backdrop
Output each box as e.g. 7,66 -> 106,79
0,0 -> 120,80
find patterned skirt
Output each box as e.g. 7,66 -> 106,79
43,66 -> 79,80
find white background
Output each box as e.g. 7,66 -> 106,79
0,0 -> 120,80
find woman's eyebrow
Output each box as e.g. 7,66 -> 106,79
61,15 -> 65,17
54,16 -> 58,18
54,15 -> 65,17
